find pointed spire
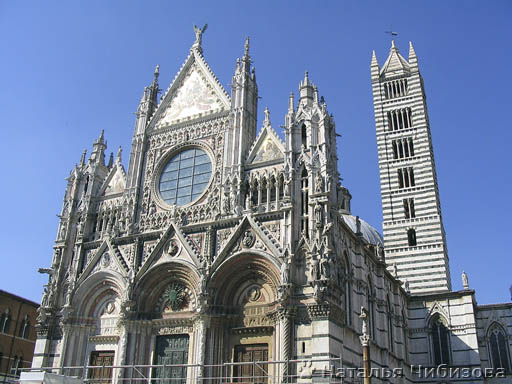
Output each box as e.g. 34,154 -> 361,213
371,50 -> 379,67
116,146 -> 122,164
299,71 -> 314,100
79,149 -> 87,167
244,36 -> 250,60
390,40 -> 397,51
288,92 -> 295,112
408,41 -> 418,69
303,71 -> 310,87
97,130 -> 105,144
313,86 -> 319,104
371,50 -> 380,79
90,130 -> 107,166
107,152 -> 114,168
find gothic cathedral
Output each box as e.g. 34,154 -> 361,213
33,29 -> 512,383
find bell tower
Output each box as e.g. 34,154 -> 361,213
371,41 -> 451,294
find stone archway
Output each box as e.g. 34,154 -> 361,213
208,251 -> 282,380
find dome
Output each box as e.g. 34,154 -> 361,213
340,214 -> 383,246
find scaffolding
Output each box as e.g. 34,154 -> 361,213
21,357 -> 349,384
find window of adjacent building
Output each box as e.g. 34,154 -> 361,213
488,323 -> 511,372
431,316 -> 451,365
397,167 -> 415,188
384,78 -> 408,99
18,316 -> 30,339
10,355 -> 22,377
407,228 -> 417,246
392,137 -> 415,159
0,310 -> 11,333
387,108 -> 412,131
403,198 -> 416,219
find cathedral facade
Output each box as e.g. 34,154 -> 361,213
32,30 -> 512,383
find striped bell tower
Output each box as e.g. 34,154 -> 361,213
371,41 -> 451,294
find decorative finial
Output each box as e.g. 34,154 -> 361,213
304,71 -> 309,86
288,92 -> 294,111
244,36 -> 250,58
154,64 -> 160,80
193,24 -> 208,50
462,271 -> 469,290
391,40 -> 396,49
79,149 -> 87,167
107,152 -> 114,168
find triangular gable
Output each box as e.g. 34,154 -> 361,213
78,239 -> 129,285
212,215 -> 283,271
151,48 -> 230,129
380,44 -> 410,76
99,163 -> 126,196
136,221 -> 201,279
246,125 -> 285,165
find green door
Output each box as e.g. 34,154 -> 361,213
153,335 -> 189,384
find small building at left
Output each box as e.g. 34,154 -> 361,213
0,290 -> 38,383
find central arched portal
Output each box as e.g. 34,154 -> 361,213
208,251 -> 281,382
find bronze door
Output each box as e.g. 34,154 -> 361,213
88,351 -> 115,384
153,335 -> 189,384
233,344 -> 268,383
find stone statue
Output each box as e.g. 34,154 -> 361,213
309,257 -> 319,282
315,173 -> 324,193
314,203 -> 322,226
280,261 -> 289,285
193,24 -> 208,47
393,263 -> 398,278
462,271 -> 469,290
320,257 -> 330,280
284,178 -> 291,197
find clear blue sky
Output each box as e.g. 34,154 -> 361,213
0,1 -> 510,304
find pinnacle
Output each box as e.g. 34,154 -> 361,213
409,41 -> 417,59
244,36 -> 250,58
371,50 -> 379,67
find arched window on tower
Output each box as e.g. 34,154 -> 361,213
488,323 -> 511,372
430,314 -> 451,365
407,228 -> 417,246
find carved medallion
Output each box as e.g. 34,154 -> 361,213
241,230 -> 256,248
167,240 -> 179,257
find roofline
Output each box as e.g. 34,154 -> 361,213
408,289 -> 476,301
0,289 -> 40,307
477,302 -> 512,310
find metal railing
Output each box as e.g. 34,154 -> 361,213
21,357 -> 346,384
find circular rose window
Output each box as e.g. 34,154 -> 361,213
158,148 -> 212,206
